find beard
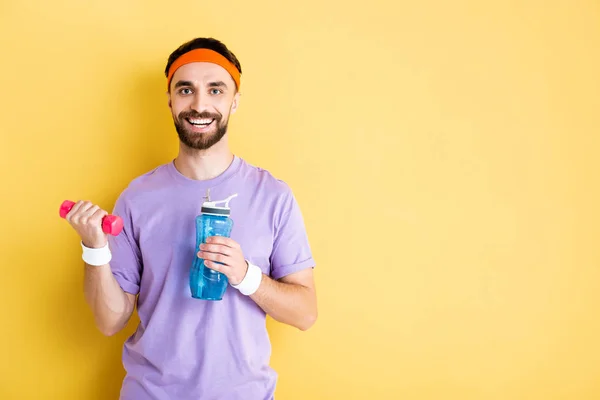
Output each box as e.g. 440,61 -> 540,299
173,109 -> 229,150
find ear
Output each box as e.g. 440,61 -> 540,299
230,91 -> 242,114
166,90 -> 172,109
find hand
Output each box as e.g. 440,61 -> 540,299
65,200 -> 109,248
198,237 -> 248,285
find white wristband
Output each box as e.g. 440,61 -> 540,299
81,242 -> 112,266
231,261 -> 263,296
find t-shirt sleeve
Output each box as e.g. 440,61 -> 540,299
269,189 -> 315,280
107,192 -> 143,295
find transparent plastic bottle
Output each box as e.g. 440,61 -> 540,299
190,192 -> 238,300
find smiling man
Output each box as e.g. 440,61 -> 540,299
64,37 -> 317,399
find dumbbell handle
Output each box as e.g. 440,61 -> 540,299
59,200 -> 124,236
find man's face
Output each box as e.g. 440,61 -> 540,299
168,62 -> 240,150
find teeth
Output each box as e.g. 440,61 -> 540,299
189,118 -> 213,125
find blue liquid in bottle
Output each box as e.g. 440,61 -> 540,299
190,192 -> 238,300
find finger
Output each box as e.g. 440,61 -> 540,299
79,201 -> 95,213
88,208 -> 108,225
66,201 -> 83,222
80,205 -> 100,225
199,243 -> 233,256
82,205 -> 100,217
204,260 -> 232,273
198,251 -> 230,265
67,200 -> 88,223
206,236 -> 240,249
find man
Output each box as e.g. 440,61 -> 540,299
65,37 -> 317,399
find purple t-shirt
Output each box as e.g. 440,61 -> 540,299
107,156 -> 315,399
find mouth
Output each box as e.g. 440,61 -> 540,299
186,117 -> 215,131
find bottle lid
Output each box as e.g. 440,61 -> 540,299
201,192 -> 238,216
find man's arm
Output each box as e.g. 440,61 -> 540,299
65,200 -> 137,336
84,263 -> 136,336
199,237 -> 318,331
249,268 -> 317,331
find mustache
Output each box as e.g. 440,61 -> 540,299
179,110 -> 222,121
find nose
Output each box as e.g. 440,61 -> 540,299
190,91 -> 208,112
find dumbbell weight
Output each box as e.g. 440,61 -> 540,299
59,200 -> 123,236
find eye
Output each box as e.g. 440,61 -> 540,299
179,88 -> 193,95
210,88 -> 223,95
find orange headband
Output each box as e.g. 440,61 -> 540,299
166,48 -> 241,90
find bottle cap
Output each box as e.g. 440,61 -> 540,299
201,192 -> 238,216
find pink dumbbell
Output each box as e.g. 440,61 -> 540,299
59,200 -> 124,236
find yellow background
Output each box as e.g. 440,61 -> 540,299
1,1 -> 599,399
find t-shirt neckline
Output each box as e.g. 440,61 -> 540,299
167,155 -> 242,188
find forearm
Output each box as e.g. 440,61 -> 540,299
83,263 -> 134,336
250,274 -> 317,331
198,237 -> 317,330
